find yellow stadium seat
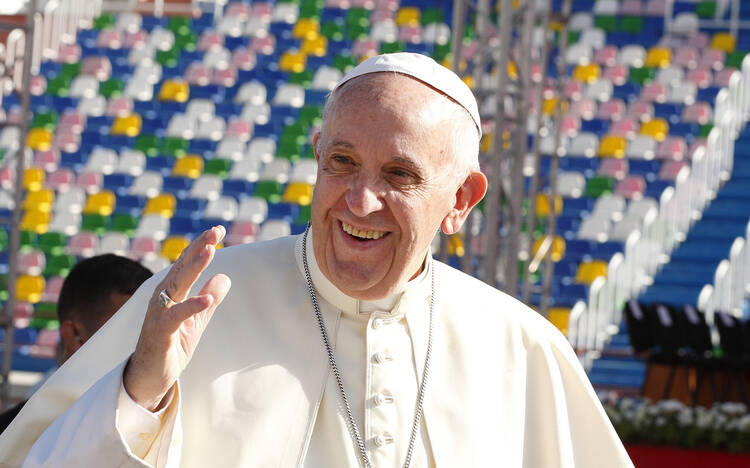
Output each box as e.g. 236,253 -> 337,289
535,194 -> 562,217
301,36 -> 327,57
282,182 -> 314,205
640,118 -> 669,141
645,47 -> 671,68
279,50 -> 307,73
173,155 -> 204,179
162,236 -> 191,262
23,189 -> 55,213
395,7 -> 420,27
111,114 -> 142,137
711,32 -> 736,53
462,75 -> 475,89
531,235 -> 565,262
448,235 -> 465,257
574,260 -> 608,285
547,307 -> 571,336
292,18 -> 320,40
158,80 -> 189,102
83,190 -> 116,216
144,193 -> 177,218
572,64 -> 601,83
480,133 -> 493,153
23,168 -> 45,192
17,274 -> 46,303
26,128 -> 53,151
507,61 -> 518,80
21,209 -> 50,234
598,135 -> 627,158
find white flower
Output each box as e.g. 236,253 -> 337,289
720,402 -> 747,415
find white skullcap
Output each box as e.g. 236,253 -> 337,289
333,52 -> 482,137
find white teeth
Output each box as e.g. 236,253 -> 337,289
342,222 -> 387,240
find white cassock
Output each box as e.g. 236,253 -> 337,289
0,231 -> 633,468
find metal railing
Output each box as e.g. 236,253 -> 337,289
568,54 -> 750,366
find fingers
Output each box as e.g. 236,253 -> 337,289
163,274 -> 232,330
163,225 -> 226,302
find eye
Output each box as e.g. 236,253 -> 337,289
331,155 -> 354,165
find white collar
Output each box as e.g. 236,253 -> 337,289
294,229 -> 432,317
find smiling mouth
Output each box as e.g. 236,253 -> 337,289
341,221 -> 389,240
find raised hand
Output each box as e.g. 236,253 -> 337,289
123,226 -> 232,411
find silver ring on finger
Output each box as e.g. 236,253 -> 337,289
158,289 -> 177,309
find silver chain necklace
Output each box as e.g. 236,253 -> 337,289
301,225 -> 435,468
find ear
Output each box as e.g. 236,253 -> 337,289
59,319 -> 84,362
312,132 -> 321,162
441,171 -> 488,235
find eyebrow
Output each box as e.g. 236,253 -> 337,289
328,140 -> 425,174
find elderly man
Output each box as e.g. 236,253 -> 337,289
0,53 -> 632,467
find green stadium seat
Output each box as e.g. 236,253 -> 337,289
38,232 -> 67,256
43,254 -> 75,277
254,181 -> 285,204
585,176 -> 615,198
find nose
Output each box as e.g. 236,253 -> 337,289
346,178 -> 384,218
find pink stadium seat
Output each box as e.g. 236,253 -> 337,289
57,43 -> 81,63
30,75 -> 47,96
627,100 -> 654,121
130,237 -> 160,260
59,110 -> 86,134
36,329 -> 60,348
198,31 -> 224,51
641,82 -> 667,103
67,232 -> 99,257
399,25 -> 422,44
33,149 -> 60,172
46,168 -> 74,191
352,0 -> 374,7
699,49 -> 725,71
186,62 -> 211,86
564,80 -> 584,100
656,137 -> 687,160
659,160 -> 687,181
713,68 -> 737,87
561,114 -> 581,137
460,42 -> 479,62
376,0 -> 399,10
124,30 -> 148,48
19,250 -> 46,276
353,39 -> 378,58
226,118 -> 253,141
76,171 -> 103,194
250,2 -> 273,20
42,275 -> 65,303
371,8 -> 395,22
673,46 -> 699,69
13,302 -> 34,328
53,132 -> 81,153
686,67 -> 712,88
225,220 -> 259,246
81,57 -> 112,81
609,118 -> 638,139
603,65 -> 628,85
0,166 -> 14,190
569,98 -> 597,120
681,102 -> 712,124
615,175 -> 646,199
645,0 -> 666,16
96,28 -> 123,49
106,96 -> 134,117
598,158 -> 629,180
250,35 -> 275,55
687,32 -> 710,49
226,2 -> 251,20
620,0 -> 642,15
597,99 -> 625,121
212,68 -> 237,87
594,46 -> 618,67
232,48 -> 257,71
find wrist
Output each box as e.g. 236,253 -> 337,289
123,355 -> 173,412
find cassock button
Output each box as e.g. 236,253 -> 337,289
372,352 -> 391,364
374,432 -> 394,447
374,391 -> 394,406
372,318 -> 384,329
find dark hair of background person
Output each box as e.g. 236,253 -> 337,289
57,253 -> 153,338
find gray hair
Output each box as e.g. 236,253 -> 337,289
318,73 -> 480,183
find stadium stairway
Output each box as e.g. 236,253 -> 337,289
588,119 -> 750,396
